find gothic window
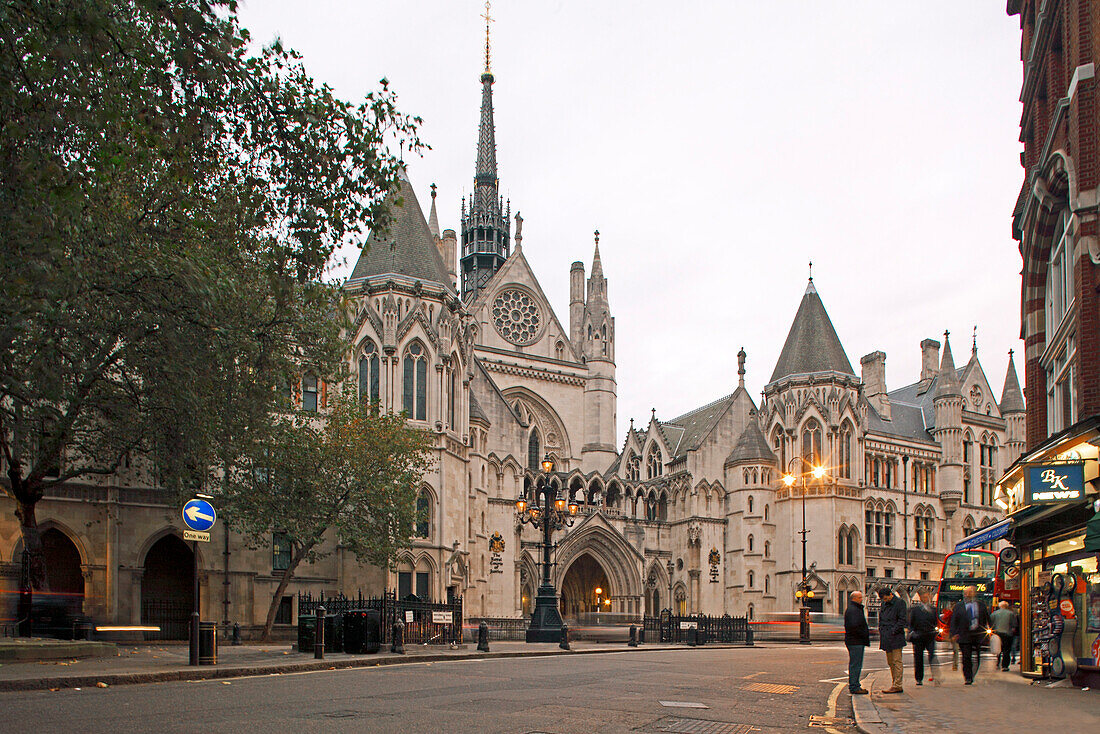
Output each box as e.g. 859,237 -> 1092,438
801,418 -> 822,466
838,527 -> 856,565
492,289 -> 542,345
647,447 -> 663,479
646,493 -> 657,521
772,427 -> 786,469
415,489 -> 432,538
763,504 -> 770,522
402,342 -> 428,421
748,534 -> 754,553
747,604 -> 755,620
747,495 -> 754,514
447,364 -> 458,430
883,459 -> 893,489
764,540 -> 770,558
302,373 -> 319,412
838,422 -> 853,478
359,341 -> 380,404
272,532 -> 292,572
626,454 -> 641,481
979,439 -> 996,505
883,509 -> 894,546
765,575 -> 770,595
658,491 -> 669,521
527,430 -> 540,472
747,571 -> 754,588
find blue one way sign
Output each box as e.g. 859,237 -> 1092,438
182,499 -> 217,532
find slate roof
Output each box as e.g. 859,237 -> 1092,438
469,393 -> 489,425
864,400 -> 937,444
725,419 -> 776,465
661,389 -> 745,458
769,281 -> 855,383
348,173 -> 451,289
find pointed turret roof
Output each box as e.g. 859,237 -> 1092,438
769,279 -> 855,383
934,332 -> 963,398
427,183 -> 440,239
726,417 -> 776,466
348,173 -> 451,288
1000,350 -> 1025,413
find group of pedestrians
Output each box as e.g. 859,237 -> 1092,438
844,585 -> 1019,695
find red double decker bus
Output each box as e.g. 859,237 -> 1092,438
933,549 -> 1020,639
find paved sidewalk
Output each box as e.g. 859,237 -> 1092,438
0,638 -> 719,692
853,662 -> 1100,733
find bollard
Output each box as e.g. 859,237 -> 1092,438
687,626 -> 697,647
559,623 -> 570,651
638,625 -> 645,645
391,620 -> 405,655
628,624 -> 638,647
232,622 -> 241,646
746,625 -> 754,647
314,605 -> 326,660
477,622 -> 490,652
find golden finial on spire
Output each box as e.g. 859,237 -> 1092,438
482,0 -> 494,74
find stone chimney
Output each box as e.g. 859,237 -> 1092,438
440,229 -> 458,289
920,338 -> 941,383
860,351 -> 891,420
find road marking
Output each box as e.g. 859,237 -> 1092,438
659,701 -> 710,708
740,671 -> 768,679
743,682 -> 798,694
822,681 -> 847,734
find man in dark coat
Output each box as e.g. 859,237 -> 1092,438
949,585 -> 991,684
844,590 -> 870,694
908,590 -> 938,685
878,587 -> 907,693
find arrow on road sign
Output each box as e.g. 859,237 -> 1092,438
185,505 -> 213,524
181,498 -> 217,532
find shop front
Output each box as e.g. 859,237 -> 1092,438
996,417 -> 1100,688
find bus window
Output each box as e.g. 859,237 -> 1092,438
944,552 -> 996,579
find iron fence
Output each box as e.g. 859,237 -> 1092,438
466,617 -> 528,641
141,599 -> 191,640
298,590 -> 462,646
643,612 -> 751,644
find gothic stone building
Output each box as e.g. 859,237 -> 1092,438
0,61 -> 1026,634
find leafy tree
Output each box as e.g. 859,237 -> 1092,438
0,0 -> 422,598
226,386 -> 435,641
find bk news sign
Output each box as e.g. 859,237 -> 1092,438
1026,463 -> 1085,504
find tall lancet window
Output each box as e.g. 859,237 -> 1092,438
802,418 -> 822,467
359,341 -> 380,404
403,342 -> 428,421
447,363 -> 457,430
527,430 -> 541,472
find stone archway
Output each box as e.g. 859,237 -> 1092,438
141,535 -> 193,640
554,519 -> 645,617
559,553 -> 610,620
41,529 -> 85,614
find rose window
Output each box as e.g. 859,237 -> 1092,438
492,289 -> 541,345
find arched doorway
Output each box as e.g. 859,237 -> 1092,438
559,553 -> 609,621
141,535 -> 193,640
41,529 -> 84,615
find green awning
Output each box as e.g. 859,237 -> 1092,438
1085,510 -> 1100,552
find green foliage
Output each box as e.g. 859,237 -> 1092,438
225,386 -> 435,638
0,0 -> 422,523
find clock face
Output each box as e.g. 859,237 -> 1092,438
492,289 -> 542,345
969,385 -> 983,407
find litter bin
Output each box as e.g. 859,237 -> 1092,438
343,609 -> 381,654
198,621 -> 217,665
298,615 -> 317,653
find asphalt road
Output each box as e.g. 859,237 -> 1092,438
0,644 -> 863,734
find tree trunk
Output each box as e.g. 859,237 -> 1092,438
259,543 -> 312,642
11,474 -> 48,635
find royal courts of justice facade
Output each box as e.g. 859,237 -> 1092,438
0,60 -> 1020,634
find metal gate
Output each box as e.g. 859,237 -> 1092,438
141,599 -> 191,640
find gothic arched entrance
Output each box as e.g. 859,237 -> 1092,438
141,535 -> 193,640
559,553 -> 609,621
41,529 -> 84,614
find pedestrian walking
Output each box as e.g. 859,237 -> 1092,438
1009,603 -> 1020,666
949,585 -> 991,685
877,587 -> 907,693
908,590 -> 937,685
844,590 -> 870,695
991,601 -> 1014,671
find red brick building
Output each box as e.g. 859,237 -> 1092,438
1004,0 -> 1100,685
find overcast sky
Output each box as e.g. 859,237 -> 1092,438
239,1 -> 1026,438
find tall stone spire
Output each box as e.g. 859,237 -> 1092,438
1000,350 -> 1025,414
427,183 -> 440,239
934,331 -> 962,398
459,4 -> 511,302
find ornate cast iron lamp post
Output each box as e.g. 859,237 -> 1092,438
782,457 -> 827,645
516,455 -> 578,642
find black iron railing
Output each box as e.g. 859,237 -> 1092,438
465,617 -> 528,641
643,612 -> 751,644
298,590 -> 462,646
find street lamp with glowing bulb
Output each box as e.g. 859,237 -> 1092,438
783,457 -> 830,644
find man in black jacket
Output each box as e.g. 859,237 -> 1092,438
878,587 -> 907,693
949,585 -> 991,684
844,590 -> 870,694
908,590 -> 938,685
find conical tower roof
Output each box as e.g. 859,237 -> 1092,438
934,332 -> 963,398
726,417 -> 776,466
349,173 -> 451,288
1000,351 -> 1025,413
769,279 -> 855,383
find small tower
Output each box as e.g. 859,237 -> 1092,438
581,230 -> 617,471
459,28 -> 511,301
1000,350 -> 1026,463
932,331 -> 964,515
570,260 -> 585,348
